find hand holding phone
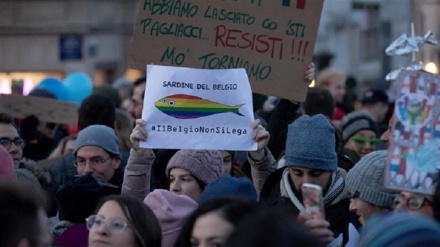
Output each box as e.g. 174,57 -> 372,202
301,183 -> 325,220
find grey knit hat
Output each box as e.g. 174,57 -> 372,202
346,150 -> 395,208
339,111 -> 378,143
166,150 -> 224,185
73,125 -> 121,158
285,114 -> 337,171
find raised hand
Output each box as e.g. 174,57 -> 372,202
130,119 -> 148,149
304,62 -> 315,85
249,119 -> 270,160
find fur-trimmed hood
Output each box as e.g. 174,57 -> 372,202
19,158 -> 52,187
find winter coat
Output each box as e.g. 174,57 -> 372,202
121,148 -> 155,201
51,222 -> 88,247
249,149 -> 360,247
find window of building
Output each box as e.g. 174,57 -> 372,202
353,2 -> 381,62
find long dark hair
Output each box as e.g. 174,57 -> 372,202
95,195 -> 162,247
174,198 -> 257,247
225,208 -> 325,247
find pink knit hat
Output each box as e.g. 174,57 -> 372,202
144,189 -> 198,247
166,150 -> 224,185
0,146 -> 14,180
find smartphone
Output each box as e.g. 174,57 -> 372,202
301,183 -> 325,220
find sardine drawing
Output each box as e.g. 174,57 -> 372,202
155,94 -> 245,119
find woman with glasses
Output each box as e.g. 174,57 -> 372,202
393,191 -> 434,218
88,195 -> 161,247
339,111 -> 379,169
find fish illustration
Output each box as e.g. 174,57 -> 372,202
155,94 -> 244,119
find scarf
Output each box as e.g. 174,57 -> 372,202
281,168 -> 345,212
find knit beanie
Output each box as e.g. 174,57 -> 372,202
358,212 -> 440,247
144,189 -> 198,247
166,150 -> 224,185
73,125 -> 121,158
0,146 -> 14,180
346,150 -> 395,208
285,114 -> 337,171
339,111 -> 378,143
199,175 -> 258,204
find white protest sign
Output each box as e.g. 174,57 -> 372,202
140,65 -> 257,151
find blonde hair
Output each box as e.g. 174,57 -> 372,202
47,135 -> 77,160
115,108 -> 134,151
316,68 -> 346,88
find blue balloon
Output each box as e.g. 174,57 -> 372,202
64,73 -> 93,108
35,77 -> 69,101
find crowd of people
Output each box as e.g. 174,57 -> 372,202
1,63 -> 440,247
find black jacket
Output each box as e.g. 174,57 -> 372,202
259,168 -> 361,246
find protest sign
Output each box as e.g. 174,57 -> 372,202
128,0 -> 324,102
140,64 -> 257,150
384,70 -> 440,195
0,94 -> 77,125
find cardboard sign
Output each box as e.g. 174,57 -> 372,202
140,65 -> 257,150
384,70 -> 440,195
128,0 -> 324,102
0,94 -> 77,125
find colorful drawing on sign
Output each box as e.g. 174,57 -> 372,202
155,94 -> 245,119
385,70 -> 440,195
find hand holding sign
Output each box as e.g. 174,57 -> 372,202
130,119 -> 148,149
304,62 -> 315,85
249,119 -> 270,160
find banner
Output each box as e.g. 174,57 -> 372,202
0,94 -> 77,125
385,70 -> 440,195
128,0 -> 324,101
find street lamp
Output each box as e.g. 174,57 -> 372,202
424,62 -> 438,74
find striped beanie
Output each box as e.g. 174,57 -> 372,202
358,212 -> 440,247
340,111 -> 377,143
346,150 -> 395,208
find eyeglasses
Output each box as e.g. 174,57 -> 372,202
349,137 -> 380,148
393,194 -> 432,210
74,156 -> 112,168
86,215 -> 129,233
0,137 -> 25,150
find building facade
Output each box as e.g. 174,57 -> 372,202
315,0 -> 440,99
0,0 -> 141,93
1,0 -> 439,97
